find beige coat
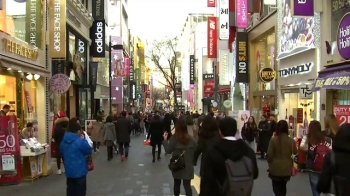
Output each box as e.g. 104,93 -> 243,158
90,121 -> 104,142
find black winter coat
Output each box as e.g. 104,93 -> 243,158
317,125 -> 350,196
147,122 -> 164,146
199,139 -> 258,196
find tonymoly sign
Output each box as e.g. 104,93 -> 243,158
279,62 -> 313,77
90,20 -> 105,57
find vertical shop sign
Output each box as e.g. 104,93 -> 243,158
130,81 -> 136,100
124,57 -> 130,76
89,62 -> 98,91
219,49 -> 229,85
25,0 -> 43,49
208,0 -> 215,7
189,55 -> 195,85
130,53 -> 134,81
90,20 -> 105,57
110,36 -> 124,77
337,13 -> 350,60
236,0 -> 248,28
134,68 -> 141,93
291,0 -> 314,17
0,116 -> 22,185
207,17 -> 217,58
218,0 -> 229,40
92,0 -> 105,20
236,32 -> 249,83
48,0 -> 66,59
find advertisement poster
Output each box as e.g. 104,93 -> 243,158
110,36 -> 124,77
298,125 -> 308,138
228,111 -> 240,138
334,105 -> 350,125
237,110 -> 251,139
0,116 -> 22,184
29,157 -> 38,177
37,154 -> 44,175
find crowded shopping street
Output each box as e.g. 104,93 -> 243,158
0,135 -> 312,196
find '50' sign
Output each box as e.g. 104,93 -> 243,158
0,134 -> 15,149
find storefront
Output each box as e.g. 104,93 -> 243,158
0,32 -> 49,143
49,1 -> 94,124
248,12 -> 277,118
313,1 -> 350,118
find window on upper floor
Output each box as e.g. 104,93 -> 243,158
80,0 -> 88,9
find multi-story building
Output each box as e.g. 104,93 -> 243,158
179,14 -> 214,113
131,36 -> 146,111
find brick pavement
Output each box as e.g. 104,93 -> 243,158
0,134 -> 312,196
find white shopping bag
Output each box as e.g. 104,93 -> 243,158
83,131 -> 93,147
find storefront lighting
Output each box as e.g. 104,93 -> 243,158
18,70 -> 22,73
6,68 -> 11,70
26,74 -> 33,80
34,74 -> 40,80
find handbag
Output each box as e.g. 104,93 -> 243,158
291,140 -> 298,176
168,151 -> 186,172
87,155 -> 94,171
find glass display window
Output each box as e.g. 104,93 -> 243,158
253,31 -> 276,91
0,75 -> 17,115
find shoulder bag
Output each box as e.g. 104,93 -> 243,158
168,151 -> 186,172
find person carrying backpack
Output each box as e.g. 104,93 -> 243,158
199,117 -> 258,196
317,123 -> 350,196
300,120 -> 332,196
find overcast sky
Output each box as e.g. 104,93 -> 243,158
129,0 -> 215,42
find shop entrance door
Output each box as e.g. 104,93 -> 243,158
75,85 -> 94,126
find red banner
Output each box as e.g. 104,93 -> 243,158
207,17 -> 217,58
334,105 -> 350,125
24,91 -> 33,113
204,85 -> 214,97
208,0 -> 215,7
124,57 -> 130,76
0,115 -> 22,184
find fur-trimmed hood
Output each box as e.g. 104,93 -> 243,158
55,117 -> 69,124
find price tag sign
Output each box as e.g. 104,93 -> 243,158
1,155 -> 15,171
334,105 -> 350,125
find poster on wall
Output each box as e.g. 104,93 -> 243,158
237,110 -> 250,139
278,0 -> 316,60
334,105 -> 350,126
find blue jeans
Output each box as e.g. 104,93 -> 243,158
309,172 -> 320,196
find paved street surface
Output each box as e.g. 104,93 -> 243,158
0,135 -> 312,196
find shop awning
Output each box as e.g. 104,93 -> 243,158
317,63 -> 350,78
311,71 -> 350,91
217,85 -> 231,94
0,57 -> 50,77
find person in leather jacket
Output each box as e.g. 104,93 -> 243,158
258,115 -> 270,159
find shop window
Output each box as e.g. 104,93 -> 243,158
326,90 -> 350,114
0,75 -> 17,115
0,0 -> 44,49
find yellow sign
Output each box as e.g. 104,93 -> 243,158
2,38 -> 39,61
48,0 -> 66,59
314,76 -> 350,88
260,67 -> 276,83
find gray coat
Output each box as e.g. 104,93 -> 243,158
163,136 -> 197,180
103,122 -> 117,141
115,117 -> 132,143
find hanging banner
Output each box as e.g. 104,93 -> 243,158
90,20 -> 105,58
218,0 -> 229,39
290,0 -> 314,17
236,0 -> 248,28
25,0 -> 43,49
130,81 -> 136,100
89,62 -> 98,91
130,52 -> 134,81
207,17 -> 217,58
189,55 -> 195,85
124,57 -> 130,76
236,32 -> 249,83
24,91 -> 33,113
48,0 -> 66,59
110,36 -> 124,77
219,49 -> 229,85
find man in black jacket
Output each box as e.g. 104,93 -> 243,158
200,117 -> 259,196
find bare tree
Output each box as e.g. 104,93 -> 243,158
148,37 -> 180,108
151,88 -> 164,110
